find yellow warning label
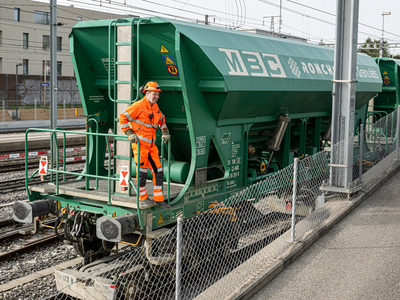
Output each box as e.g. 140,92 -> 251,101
165,56 -> 175,65
383,71 -> 388,75
160,44 -> 169,53
157,214 -> 164,226
383,75 -> 390,80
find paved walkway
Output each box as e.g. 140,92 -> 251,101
250,168 -> 400,300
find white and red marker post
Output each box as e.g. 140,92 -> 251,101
39,156 -> 48,181
119,166 -> 129,191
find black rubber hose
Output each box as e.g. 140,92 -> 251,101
64,217 -> 76,243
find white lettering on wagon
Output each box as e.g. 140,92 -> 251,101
219,48 -> 286,78
219,48 -> 379,81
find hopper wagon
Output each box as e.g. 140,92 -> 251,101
13,17 -> 382,267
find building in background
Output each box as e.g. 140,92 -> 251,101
0,0 -> 131,75
0,0 -> 132,106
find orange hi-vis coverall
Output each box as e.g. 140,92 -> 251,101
118,96 -> 167,202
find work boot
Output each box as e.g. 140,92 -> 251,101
157,201 -> 171,209
139,198 -> 156,209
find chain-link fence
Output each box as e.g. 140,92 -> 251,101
44,108 -> 400,300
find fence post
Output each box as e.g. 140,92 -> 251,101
64,98 -> 66,120
290,158 -> 299,243
176,217 -> 183,300
397,105 -> 400,160
359,124 -> 363,186
35,100 -> 37,121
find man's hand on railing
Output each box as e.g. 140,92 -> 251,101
126,129 -> 137,143
162,128 -> 170,143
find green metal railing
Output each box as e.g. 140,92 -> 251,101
25,128 -> 173,229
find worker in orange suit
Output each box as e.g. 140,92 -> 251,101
119,81 -> 171,209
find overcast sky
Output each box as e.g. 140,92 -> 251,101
52,0 -> 400,54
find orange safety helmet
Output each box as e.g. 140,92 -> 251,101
140,81 -> 162,93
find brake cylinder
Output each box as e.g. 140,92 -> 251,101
268,114 -> 291,151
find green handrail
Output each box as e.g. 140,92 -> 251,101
25,126 -> 173,229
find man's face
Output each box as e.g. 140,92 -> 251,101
146,91 -> 160,104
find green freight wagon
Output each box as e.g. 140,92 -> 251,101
13,17 -> 382,260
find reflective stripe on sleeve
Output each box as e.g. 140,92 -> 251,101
160,124 -> 167,129
123,111 -> 134,122
140,168 -> 148,173
120,123 -> 130,128
157,167 -> 163,172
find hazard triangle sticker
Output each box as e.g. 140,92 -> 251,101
160,44 -> 169,53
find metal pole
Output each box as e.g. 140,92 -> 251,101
290,158 -> 299,243
2,100 -> 4,122
6,74 -> 8,108
359,124 -> 363,186
279,0 -> 282,37
176,217 -> 183,300
380,15 -> 384,58
50,0 -> 58,172
64,97 -> 66,119
15,64 -> 20,120
329,0 -> 360,189
39,75 -> 42,106
35,100 -> 37,120
396,105 -> 400,160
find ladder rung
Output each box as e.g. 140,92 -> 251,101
116,62 -> 131,65
116,81 -> 131,84
116,42 -> 131,46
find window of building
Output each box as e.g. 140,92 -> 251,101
77,16 -> 82,22
23,59 -> 29,74
57,37 -> 62,51
57,61 -> 62,76
42,60 -> 50,76
23,33 -> 29,49
43,35 -> 50,51
34,11 -> 50,25
14,8 -> 20,22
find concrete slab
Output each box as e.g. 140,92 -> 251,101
0,257 -> 82,293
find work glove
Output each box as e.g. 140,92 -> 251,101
161,128 -> 170,143
126,129 -> 137,143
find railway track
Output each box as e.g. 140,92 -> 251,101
0,143 -> 86,159
0,172 -> 83,193
0,218 -> 59,263
0,156 -> 86,173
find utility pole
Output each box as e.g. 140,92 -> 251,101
278,0 -> 282,37
50,0 -> 57,131
15,63 -> 22,121
380,12 -> 391,58
321,0 -> 361,196
50,0 -> 57,173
